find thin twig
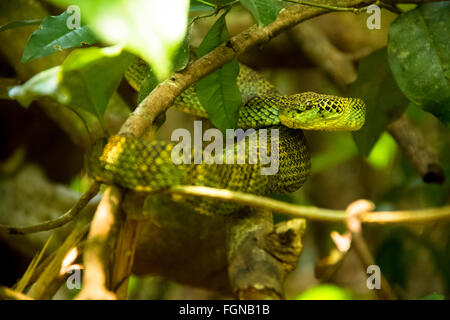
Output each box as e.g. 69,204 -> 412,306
377,0 -> 403,14
0,182 -> 101,235
14,234 -> 53,293
195,0 -> 216,8
158,185 -> 450,224
189,10 -> 219,26
388,114 -> 445,184
290,22 -> 357,86
345,200 -> 396,299
284,0 -> 361,13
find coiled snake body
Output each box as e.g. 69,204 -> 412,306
87,59 -> 365,215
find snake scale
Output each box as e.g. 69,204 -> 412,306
86,58 -> 366,215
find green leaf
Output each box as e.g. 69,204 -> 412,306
388,2 -> 450,127
352,48 -> 408,156
197,13 -> 229,58
51,0 -> 189,80
9,46 -> 132,122
21,11 -> 98,63
61,47 -> 133,120
240,0 -> 283,26
366,132 -> 397,170
296,284 -> 352,300
195,13 -> 241,132
419,293 -> 445,300
8,66 -> 69,107
137,70 -> 159,105
0,19 -> 42,32
173,27 -> 192,72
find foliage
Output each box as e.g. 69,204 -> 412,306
349,1 -> 450,155
21,11 -> 98,63
241,0 -> 284,26
2,1 -> 447,137
10,47 -> 132,122
351,48 -> 408,156
388,1 -> 450,127
51,0 -> 190,80
195,12 -> 241,132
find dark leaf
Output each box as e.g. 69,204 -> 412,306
173,27 -> 192,71
388,2 -> 450,126
240,0 -> 283,26
10,47 -> 132,122
195,13 -> 241,132
352,48 -> 408,156
21,11 -> 98,63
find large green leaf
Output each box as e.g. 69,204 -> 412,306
352,48 -> 408,156
195,13 -> 241,132
10,46 -> 132,122
21,11 -> 98,63
388,2 -> 450,127
241,0 -> 283,26
51,0 -> 189,80
61,47 -> 133,120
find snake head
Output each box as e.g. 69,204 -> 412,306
278,92 -> 366,131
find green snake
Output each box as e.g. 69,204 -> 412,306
86,58 -> 365,215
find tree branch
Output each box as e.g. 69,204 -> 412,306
226,210 -> 306,299
290,21 -> 357,87
284,0 -> 361,12
345,200 -> 396,299
76,186 -> 123,300
388,114 -> 445,184
160,185 -> 450,224
0,182 -> 100,235
111,218 -> 142,299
